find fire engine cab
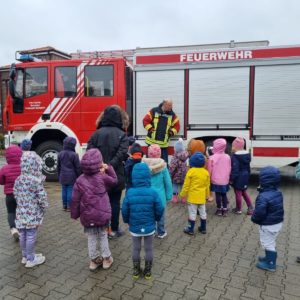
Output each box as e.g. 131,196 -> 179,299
4,41 -> 300,180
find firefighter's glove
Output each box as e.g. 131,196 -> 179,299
148,128 -> 154,134
168,129 -> 174,137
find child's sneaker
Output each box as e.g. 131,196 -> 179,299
157,232 -> 167,239
10,228 -> 19,241
21,253 -> 43,264
232,208 -> 242,214
215,209 -> 222,216
171,195 -> 178,203
25,254 -> 45,268
247,208 -> 253,216
89,256 -> 103,272
222,209 -> 228,217
103,256 -> 113,269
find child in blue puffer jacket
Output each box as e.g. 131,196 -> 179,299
122,163 -> 163,280
251,166 -> 284,272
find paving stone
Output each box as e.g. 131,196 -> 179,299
283,283 -> 300,297
43,290 -> 66,300
261,283 -> 283,299
188,277 -> 209,292
143,281 -> 169,296
9,283 -> 41,298
206,276 -> 228,292
142,293 -> 161,300
222,287 -> 244,299
103,284 -> 130,299
167,279 -> 188,295
161,291 -> 182,300
200,287 -> 225,300
155,270 -> 176,284
23,293 -> 44,300
183,288 -> 204,299
0,285 -> 19,298
241,285 -> 264,299
124,283 -> 150,298
31,280 -> 62,297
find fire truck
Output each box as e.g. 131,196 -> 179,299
4,41 -> 300,180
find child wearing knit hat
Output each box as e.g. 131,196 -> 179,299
180,152 -> 210,235
169,138 -> 188,203
124,143 -> 144,190
142,144 -> 172,238
230,137 -> 253,215
208,138 -> 231,217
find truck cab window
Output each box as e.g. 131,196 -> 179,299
84,65 -> 113,97
55,67 -> 77,97
15,69 -> 24,98
25,68 -> 47,98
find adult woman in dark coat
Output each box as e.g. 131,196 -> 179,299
87,105 -> 129,238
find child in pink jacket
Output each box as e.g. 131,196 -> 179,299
0,145 -> 22,240
208,138 -> 231,217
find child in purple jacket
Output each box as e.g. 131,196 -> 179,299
57,137 -> 81,211
71,149 -> 117,271
0,145 -> 22,240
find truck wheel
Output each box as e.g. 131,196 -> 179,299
35,140 -> 62,181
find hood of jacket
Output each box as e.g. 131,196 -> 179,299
20,151 -> 43,178
213,138 -> 226,154
63,137 -> 76,151
259,166 -> 280,189
233,151 -> 251,164
174,150 -> 189,162
5,145 -> 22,164
99,106 -> 123,129
80,149 -> 102,175
132,162 -> 151,188
142,157 -> 167,174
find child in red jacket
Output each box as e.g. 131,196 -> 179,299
0,145 -> 22,240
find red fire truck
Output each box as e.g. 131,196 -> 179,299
4,41 -> 300,180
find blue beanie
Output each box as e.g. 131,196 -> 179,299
20,139 -> 32,151
174,138 -> 184,153
189,152 -> 205,168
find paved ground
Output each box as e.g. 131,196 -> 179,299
0,163 -> 299,299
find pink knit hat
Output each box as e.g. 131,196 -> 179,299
148,144 -> 161,158
232,137 -> 245,150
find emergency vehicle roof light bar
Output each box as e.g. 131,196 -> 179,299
15,52 -> 42,62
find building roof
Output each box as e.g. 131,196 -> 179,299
18,46 -> 71,59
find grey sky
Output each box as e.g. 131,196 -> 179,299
1,0 -> 300,66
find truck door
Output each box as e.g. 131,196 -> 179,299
80,61 -> 121,143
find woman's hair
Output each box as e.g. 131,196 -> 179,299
95,105 -> 129,130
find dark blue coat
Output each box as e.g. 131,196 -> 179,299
124,157 -> 142,190
230,151 -> 251,190
251,166 -> 284,226
57,137 -> 81,186
122,163 -> 164,235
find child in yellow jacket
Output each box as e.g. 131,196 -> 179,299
180,152 -> 210,235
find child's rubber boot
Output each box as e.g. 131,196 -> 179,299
198,219 -> 207,234
133,260 -> 141,279
183,220 -> 195,235
256,250 -> 277,272
144,261 -> 152,279
258,250 -> 267,262
171,194 -> 178,203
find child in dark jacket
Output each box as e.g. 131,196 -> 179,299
57,137 -> 81,211
124,143 -> 143,190
122,163 -> 164,280
71,149 -> 117,271
0,145 -> 22,240
251,166 -> 284,272
230,137 -> 253,215
169,138 -> 188,203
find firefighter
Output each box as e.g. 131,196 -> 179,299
143,98 -> 180,163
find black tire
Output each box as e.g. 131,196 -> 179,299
35,140 -> 63,182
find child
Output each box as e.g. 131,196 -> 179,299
208,138 -> 231,216
181,152 -> 210,235
57,137 -> 81,211
14,152 -> 48,268
125,143 -> 144,190
143,144 -> 172,238
122,163 -> 164,279
230,137 -> 253,215
169,138 -> 188,203
251,166 -> 284,271
20,139 -> 32,151
71,149 -> 117,271
0,145 -> 22,240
